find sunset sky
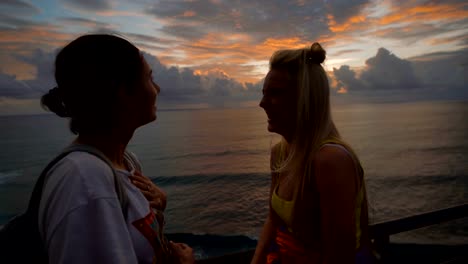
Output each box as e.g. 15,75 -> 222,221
0,0 -> 467,114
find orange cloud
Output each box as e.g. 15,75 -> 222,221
378,3 -> 468,25
337,87 -> 348,94
158,35 -> 310,80
94,10 -> 148,17
328,14 -> 367,33
182,10 -> 196,17
426,34 -> 468,47
260,37 -> 307,50
0,26 -> 71,49
0,55 -> 35,80
0,26 -> 73,79
155,33 -> 341,83
328,73 -> 348,94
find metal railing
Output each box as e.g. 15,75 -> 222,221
370,203 -> 468,262
198,203 -> 468,263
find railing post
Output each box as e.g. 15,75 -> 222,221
373,234 -> 389,263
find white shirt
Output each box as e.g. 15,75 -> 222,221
38,151 -> 159,263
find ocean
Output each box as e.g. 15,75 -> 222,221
0,100 -> 467,258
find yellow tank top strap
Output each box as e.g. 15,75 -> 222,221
271,185 -> 295,232
270,140 -> 295,232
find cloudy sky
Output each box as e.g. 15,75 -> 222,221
0,0 -> 467,114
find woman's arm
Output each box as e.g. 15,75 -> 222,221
251,212 -> 276,264
251,145 -> 281,264
315,146 -> 358,264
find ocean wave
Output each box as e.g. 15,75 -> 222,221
0,170 -> 22,185
152,149 -> 265,161
406,145 -> 468,154
368,174 -> 465,187
151,172 -> 269,186
166,232 -> 257,245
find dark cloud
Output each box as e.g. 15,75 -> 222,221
0,72 -> 34,98
61,0 -> 112,12
0,0 -> 40,17
325,0 -> 370,24
146,0 -> 221,18
0,49 -> 57,99
142,52 -> 260,105
133,42 -> 167,53
0,49 -> 262,107
333,65 -> 365,91
395,0 -> 467,7
369,1 -> 467,46
333,48 -> 421,92
330,49 -> 362,57
374,24 -> 451,45
410,49 -> 467,97
15,49 -> 57,97
444,17 -> 468,30
146,0 -> 336,43
57,17 -> 115,30
126,33 -> 176,46
159,24 -> 207,41
1,44 -> 465,111
332,47 -> 467,100
143,52 -> 202,100
361,48 -> 421,90
429,33 -> 468,47
0,13 -> 35,29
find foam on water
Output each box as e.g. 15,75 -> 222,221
0,170 -> 21,185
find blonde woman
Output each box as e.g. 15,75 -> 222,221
252,43 -> 372,264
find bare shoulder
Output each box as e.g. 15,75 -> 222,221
270,142 -> 283,165
271,142 -> 282,156
315,145 -> 354,167
314,145 -> 357,187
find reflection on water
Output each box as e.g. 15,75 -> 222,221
0,100 -> 467,244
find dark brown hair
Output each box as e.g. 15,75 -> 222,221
41,34 -> 142,134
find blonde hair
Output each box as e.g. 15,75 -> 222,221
270,43 -> 369,247
271,43 -> 340,186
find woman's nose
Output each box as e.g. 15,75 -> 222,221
259,96 -> 266,108
154,82 -> 161,94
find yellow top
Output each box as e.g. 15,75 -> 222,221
270,139 -> 365,249
271,184 -> 295,232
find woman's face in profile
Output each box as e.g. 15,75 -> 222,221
259,68 -> 297,139
128,57 -> 160,126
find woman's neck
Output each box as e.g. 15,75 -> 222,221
73,129 -> 134,170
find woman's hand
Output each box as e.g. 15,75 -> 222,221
130,171 -> 167,211
170,242 -> 195,264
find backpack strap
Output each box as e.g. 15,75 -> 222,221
29,144 -> 129,222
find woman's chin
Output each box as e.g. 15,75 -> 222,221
267,123 -> 278,133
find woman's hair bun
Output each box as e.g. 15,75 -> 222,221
41,87 -> 69,117
309,42 -> 326,64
